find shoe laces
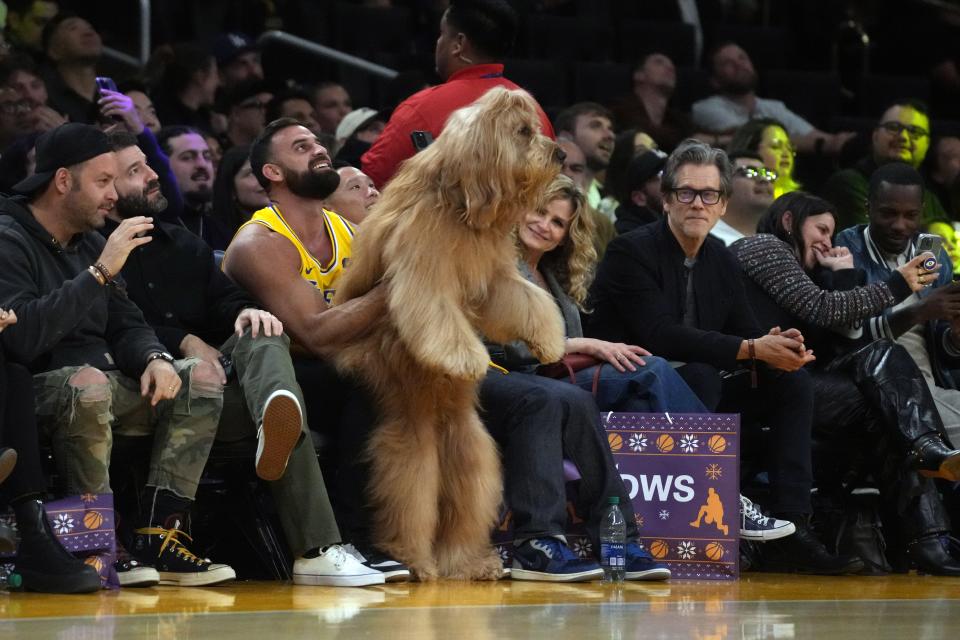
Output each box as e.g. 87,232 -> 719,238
324,544 -> 347,570
342,543 -> 366,562
138,527 -> 206,566
529,537 -> 577,561
740,495 -> 771,525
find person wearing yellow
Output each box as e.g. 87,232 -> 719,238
236,202 -> 355,304
729,118 -> 801,199
223,117 -> 404,585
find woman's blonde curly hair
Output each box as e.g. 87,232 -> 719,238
535,174 -> 597,309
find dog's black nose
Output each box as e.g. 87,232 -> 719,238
554,147 -> 567,165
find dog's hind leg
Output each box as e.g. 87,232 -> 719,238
434,389 -> 504,580
367,411 -> 441,581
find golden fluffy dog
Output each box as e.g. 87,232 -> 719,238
333,87 -> 566,580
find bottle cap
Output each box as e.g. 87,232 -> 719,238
608,496 -> 620,505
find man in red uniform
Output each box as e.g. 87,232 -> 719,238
361,0 -> 554,189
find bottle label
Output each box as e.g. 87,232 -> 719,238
600,542 -> 625,568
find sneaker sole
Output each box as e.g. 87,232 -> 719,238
740,522 -> 796,541
293,572 -> 386,587
626,567 -> 672,581
158,566 -> 236,587
510,567 -> 604,582
118,567 -> 161,588
256,390 -> 303,482
375,569 -> 411,583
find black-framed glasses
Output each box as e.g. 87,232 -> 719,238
734,166 -> 778,183
669,188 -> 723,205
878,121 -> 928,138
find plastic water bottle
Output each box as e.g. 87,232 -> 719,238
600,496 -> 626,583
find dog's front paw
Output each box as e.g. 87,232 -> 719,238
432,341 -> 491,381
529,335 -> 566,365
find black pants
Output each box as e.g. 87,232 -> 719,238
678,362 -> 814,515
0,351 -> 46,503
812,339 -> 951,540
480,371 -> 637,547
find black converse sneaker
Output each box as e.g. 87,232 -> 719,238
345,544 -> 411,582
114,538 -> 160,588
739,495 -> 796,541
132,520 -> 235,587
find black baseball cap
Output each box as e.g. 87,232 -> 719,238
13,123 -> 112,196
212,32 -> 257,67
625,149 -> 668,189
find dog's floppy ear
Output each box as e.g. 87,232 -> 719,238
438,87 -> 541,229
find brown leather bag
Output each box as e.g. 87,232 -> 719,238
536,354 -> 604,396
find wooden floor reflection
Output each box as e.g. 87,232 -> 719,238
2,575 -> 960,639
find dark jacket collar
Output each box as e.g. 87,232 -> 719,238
0,195 -> 84,254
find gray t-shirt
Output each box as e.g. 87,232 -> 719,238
691,94 -> 814,138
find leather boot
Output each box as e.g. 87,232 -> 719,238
907,534 -> 960,576
760,517 -> 865,575
13,499 -> 102,593
909,434 -> 960,482
0,521 -> 14,554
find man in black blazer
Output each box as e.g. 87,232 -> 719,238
587,139 -> 863,575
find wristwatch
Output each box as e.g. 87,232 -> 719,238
145,351 -> 175,366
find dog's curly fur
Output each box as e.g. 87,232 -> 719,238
333,87 -> 566,581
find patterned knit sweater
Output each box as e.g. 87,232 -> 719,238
731,234 -> 912,330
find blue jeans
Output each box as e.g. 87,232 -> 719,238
480,371 -> 638,547
574,356 -> 708,413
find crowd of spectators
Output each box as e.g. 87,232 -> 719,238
2,0 -> 960,593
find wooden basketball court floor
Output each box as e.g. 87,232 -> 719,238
2,574 -> 959,639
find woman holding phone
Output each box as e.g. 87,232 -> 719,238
732,192 -> 960,575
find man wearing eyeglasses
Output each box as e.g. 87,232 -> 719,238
710,152 -> 776,246
824,99 -> 947,232
588,139 -> 864,575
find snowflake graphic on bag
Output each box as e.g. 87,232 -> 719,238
679,434 -> 699,453
52,513 -> 75,535
628,433 -> 648,452
676,540 -> 697,559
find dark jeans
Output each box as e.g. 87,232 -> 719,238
812,339 -> 951,541
574,356 -> 708,413
0,351 -> 45,503
678,362 -> 814,515
480,371 -> 637,547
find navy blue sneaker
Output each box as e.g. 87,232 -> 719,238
624,542 -> 671,581
511,538 -> 604,582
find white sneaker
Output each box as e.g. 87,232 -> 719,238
256,390 -> 303,481
739,495 -> 796,541
293,545 -> 386,587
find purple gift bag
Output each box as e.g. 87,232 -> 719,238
604,412 -> 740,580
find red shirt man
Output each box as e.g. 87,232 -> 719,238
361,3 -> 554,189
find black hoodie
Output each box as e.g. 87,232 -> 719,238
0,196 -> 165,376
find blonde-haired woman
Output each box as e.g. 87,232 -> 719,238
494,174 -> 705,413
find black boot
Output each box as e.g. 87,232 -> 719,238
909,434 -> 960,482
0,521 -> 15,554
761,517 -> 865,575
907,534 -> 960,576
13,499 -> 102,593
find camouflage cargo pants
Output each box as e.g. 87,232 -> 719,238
33,358 -> 222,500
